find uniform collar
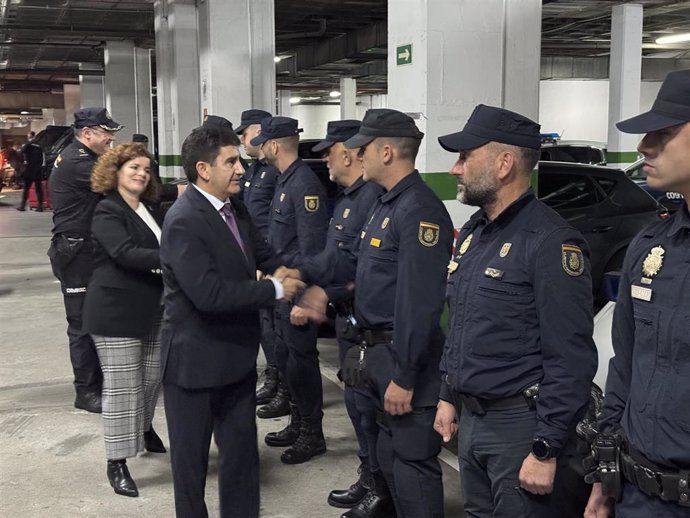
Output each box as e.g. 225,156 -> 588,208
380,170 -> 421,204
73,137 -> 99,159
276,158 -> 302,185
666,204 -> 690,237
343,175 -> 366,196
472,189 -> 535,227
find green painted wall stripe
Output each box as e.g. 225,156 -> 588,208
607,151 -> 639,163
159,154 -> 182,166
419,172 -> 456,201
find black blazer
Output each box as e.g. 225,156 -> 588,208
159,186 -> 281,389
83,191 -> 163,338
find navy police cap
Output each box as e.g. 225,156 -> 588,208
74,107 -> 123,131
235,109 -> 273,134
250,116 -> 303,146
438,104 -> 541,152
312,120 -> 362,153
617,69 -> 690,134
202,115 -> 234,131
343,109 -> 424,149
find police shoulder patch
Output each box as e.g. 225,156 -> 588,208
418,221 -> 440,247
304,195 -> 319,212
562,244 -> 584,277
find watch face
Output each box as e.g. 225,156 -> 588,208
532,439 -> 550,459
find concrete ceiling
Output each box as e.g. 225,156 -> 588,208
1,0 -> 690,115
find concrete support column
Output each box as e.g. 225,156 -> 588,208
607,3 -> 643,166
78,63 -> 104,108
63,85 -> 81,116
154,0 -> 201,179
388,0 -> 541,203
133,47 -> 154,141
277,90 -> 291,116
340,77 -> 357,120
198,0 -> 275,125
42,108 -> 66,126
105,41 -> 137,138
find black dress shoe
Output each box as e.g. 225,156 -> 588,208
256,366 -> 279,405
256,383 -> 290,419
144,427 -> 166,453
265,403 -> 300,447
341,472 -> 395,518
280,422 -> 326,465
74,391 -> 102,413
16,206 -> 26,211
328,459 -> 372,508
107,459 -> 139,497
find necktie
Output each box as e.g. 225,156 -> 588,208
219,203 -> 246,256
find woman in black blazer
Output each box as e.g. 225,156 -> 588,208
83,142 -> 166,498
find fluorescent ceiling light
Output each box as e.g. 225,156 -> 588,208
289,97 -> 301,104
20,111 -> 29,114
329,91 -> 341,97
656,33 -> 690,45
274,56 -> 282,63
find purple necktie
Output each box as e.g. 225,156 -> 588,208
219,203 -> 246,256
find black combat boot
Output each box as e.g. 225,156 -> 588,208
341,471 -> 396,518
256,365 -> 279,405
280,420 -> 327,464
256,381 -> 290,418
265,402 -> 301,447
328,457 -> 372,508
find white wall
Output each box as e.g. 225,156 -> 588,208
290,104 -> 341,139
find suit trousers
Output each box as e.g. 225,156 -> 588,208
20,175 -> 43,209
48,238 -> 102,393
92,319 -> 162,460
274,300 -> 322,423
164,373 -> 259,518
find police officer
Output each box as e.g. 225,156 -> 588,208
584,69 -> 690,518
250,116 -> 329,464
286,120 -> 385,512
433,104 -> 598,518
235,109 -> 282,407
304,109 -> 452,518
48,107 -> 123,413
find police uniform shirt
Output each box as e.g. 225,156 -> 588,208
600,206 -> 690,469
300,177 -> 383,291
241,159 -> 278,240
440,190 -> 597,450
267,158 -> 328,269
49,140 -> 101,237
354,171 -> 453,394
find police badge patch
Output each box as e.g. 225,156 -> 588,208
642,246 -> 665,278
562,244 -> 584,277
418,222 -> 440,247
304,196 -> 319,212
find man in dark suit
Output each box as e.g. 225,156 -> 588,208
159,125 -> 304,518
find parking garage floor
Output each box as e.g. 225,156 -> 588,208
0,190 -> 464,518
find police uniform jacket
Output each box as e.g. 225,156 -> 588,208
267,158 -> 328,269
300,176 -> 383,293
82,191 -> 163,338
49,139 -> 101,238
241,158 -> 278,239
354,171 -> 453,402
440,190 -> 597,450
600,206 -> 690,469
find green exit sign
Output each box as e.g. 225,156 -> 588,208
396,44 -> 412,66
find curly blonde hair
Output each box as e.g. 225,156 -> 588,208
91,143 -> 159,201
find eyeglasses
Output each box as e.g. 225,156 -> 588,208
87,127 -> 115,138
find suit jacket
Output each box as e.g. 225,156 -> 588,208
159,186 -> 282,389
82,191 -> 163,338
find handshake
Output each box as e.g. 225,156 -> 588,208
269,266 -> 330,326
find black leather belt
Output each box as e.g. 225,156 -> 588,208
621,447 -> 690,507
450,387 -> 534,416
358,328 -> 393,346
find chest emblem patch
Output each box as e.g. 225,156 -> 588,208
562,244 -> 584,277
499,242 -> 512,258
370,237 -> 381,248
305,196 -> 319,212
642,246 -> 665,278
382,217 -> 390,229
459,233 -> 473,255
418,222 -> 440,247
280,192 -> 286,202
343,208 -> 350,219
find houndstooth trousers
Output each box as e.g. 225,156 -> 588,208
92,320 -> 162,460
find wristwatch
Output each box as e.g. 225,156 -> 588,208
531,437 -> 558,461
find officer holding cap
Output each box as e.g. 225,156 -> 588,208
585,70 -> 690,518
251,116 -> 329,464
235,109 -> 281,407
433,104 -> 597,518
335,108 -> 453,518
282,119 -> 385,512
48,107 -> 123,414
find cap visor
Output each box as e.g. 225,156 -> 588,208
99,121 -> 123,131
438,131 -> 489,152
616,111 -> 688,134
234,123 -> 249,135
250,134 -> 269,147
343,133 -> 375,149
311,140 -> 336,153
